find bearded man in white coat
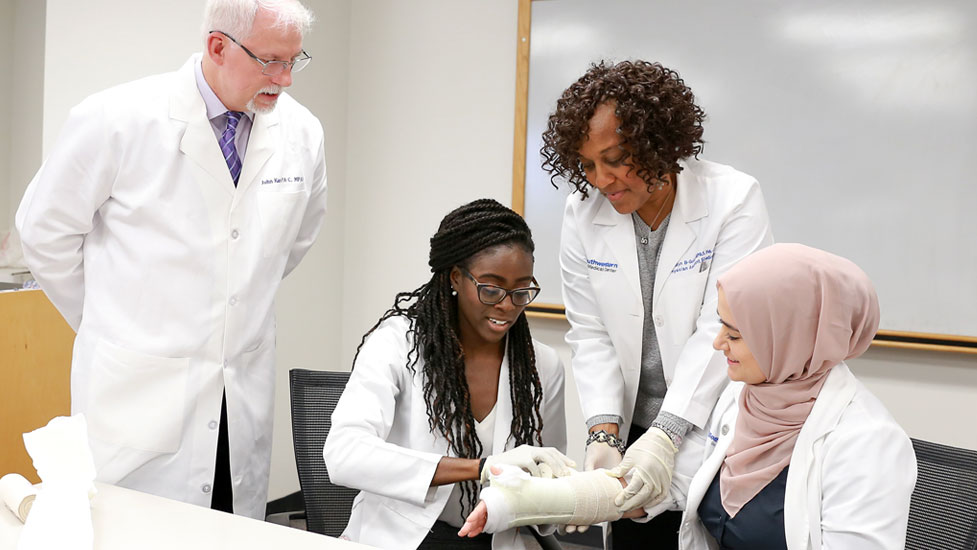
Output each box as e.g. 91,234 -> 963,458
15,0 -> 326,519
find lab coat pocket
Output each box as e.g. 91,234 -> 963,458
87,340 -> 189,454
256,187 -> 307,258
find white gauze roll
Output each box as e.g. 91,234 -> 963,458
0,473 -> 37,523
480,464 -> 623,532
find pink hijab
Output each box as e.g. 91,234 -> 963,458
716,244 -> 880,516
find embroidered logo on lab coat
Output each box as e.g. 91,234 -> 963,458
671,249 -> 713,274
586,258 -> 619,273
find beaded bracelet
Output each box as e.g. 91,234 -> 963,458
586,429 -> 626,454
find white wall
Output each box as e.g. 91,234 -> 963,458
0,0 -> 11,231
268,0 -> 351,500
848,346 -> 977,450
7,0 -> 45,234
41,0 -> 202,154
341,0 -> 520,369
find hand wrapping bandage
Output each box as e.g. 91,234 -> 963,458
608,427 -> 677,511
479,464 -> 623,533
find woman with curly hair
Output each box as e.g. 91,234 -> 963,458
324,199 -> 574,550
545,60 -> 774,548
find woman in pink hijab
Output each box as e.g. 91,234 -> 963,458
461,244 -> 917,550
685,243 -> 917,549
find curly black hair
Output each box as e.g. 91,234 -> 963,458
540,60 -> 706,198
352,198 -> 544,518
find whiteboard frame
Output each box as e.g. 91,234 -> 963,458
509,0 -> 977,355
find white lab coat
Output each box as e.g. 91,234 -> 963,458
324,316 -> 568,550
560,158 -> 773,499
15,56 -> 327,519
680,364 -> 917,549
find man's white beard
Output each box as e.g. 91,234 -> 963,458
247,85 -> 283,114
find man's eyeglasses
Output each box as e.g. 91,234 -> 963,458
458,267 -> 540,307
211,30 -> 311,76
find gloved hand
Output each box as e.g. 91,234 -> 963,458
608,427 -> 677,512
584,440 -> 623,471
563,436 -> 624,534
481,445 -> 576,484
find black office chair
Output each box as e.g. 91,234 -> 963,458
289,368 -> 359,537
906,438 -> 977,550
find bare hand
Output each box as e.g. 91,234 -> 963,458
459,501 -> 489,537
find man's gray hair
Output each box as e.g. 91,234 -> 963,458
202,0 -> 314,42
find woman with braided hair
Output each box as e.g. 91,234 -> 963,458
324,198 -> 574,550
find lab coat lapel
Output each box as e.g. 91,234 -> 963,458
492,343 -> 515,453
235,108 -> 279,200
594,198 -> 642,304
783,364 -> 857,550
655,161 -> 708,305
171,60 -> 234,197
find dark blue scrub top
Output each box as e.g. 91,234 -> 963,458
697,465 -> 789,550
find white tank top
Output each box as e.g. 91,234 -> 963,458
437,403 -> 498,527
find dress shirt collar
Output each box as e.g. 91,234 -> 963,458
192,53 -> 254,123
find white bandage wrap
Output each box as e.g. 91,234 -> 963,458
480,464 -> 623,532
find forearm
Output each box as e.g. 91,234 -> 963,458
431,456 -> 481,487
588,421 -> 620,436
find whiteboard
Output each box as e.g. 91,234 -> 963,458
519,0 -> 977,340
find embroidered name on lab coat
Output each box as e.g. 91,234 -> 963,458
671,249 -> 713,274
587,258 -> 619,273
261,175 -> 305,185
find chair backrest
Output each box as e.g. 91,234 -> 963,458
289,368 -> 359,537
906,438 -> 977,550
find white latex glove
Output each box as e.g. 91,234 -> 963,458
481,445 -> 576,484
608,427 -> 677,512
563,439 -> 624,534
584,440 -> 623,471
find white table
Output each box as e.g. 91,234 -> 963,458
0,483 -> 374,549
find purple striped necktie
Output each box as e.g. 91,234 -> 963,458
220,111 -> 244,186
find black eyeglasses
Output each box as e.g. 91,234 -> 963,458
458,267 -> 540,307
211,30 -> 311,76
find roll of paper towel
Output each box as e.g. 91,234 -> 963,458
0,473 -> 37,523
